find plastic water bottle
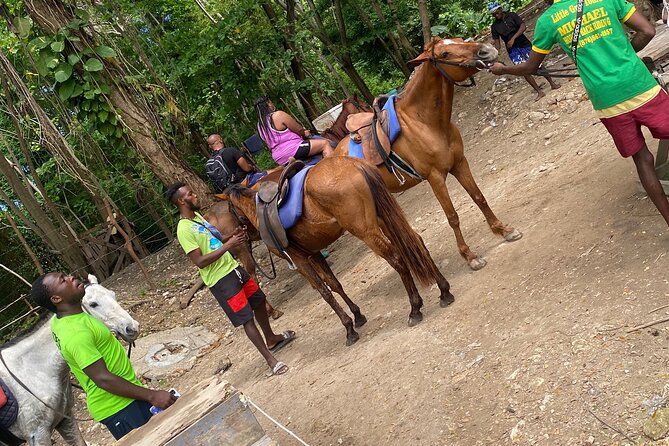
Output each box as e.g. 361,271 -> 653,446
150,388 -> 180,415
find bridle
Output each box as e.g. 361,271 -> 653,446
225,200 -> 278,280
427,45 -> 491,88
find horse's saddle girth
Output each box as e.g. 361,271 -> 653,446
345,96 -> 392,166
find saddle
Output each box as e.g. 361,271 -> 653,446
256,160 -> 307,268
345,95 -> 392,166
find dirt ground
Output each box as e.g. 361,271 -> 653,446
62,26 -> 669,446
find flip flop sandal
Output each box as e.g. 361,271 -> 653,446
272,361 -> 289,375
269,330 -> 296,353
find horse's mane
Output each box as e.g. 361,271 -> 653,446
224,183 -> 256,200
0,311 -> 51,349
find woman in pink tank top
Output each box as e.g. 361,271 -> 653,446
255,96 -> 333,166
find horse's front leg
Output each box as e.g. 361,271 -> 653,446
55,412 -> 87,446
427,173 -> 487,270
451,157 -> 522,242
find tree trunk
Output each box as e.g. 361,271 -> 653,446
303,0 -> 374,102
0,152 -> 88,272
368,0 -> 415,61
386,0 -> 418,57
260,0 -> 319,121
5,210 -> 44,275
22,0 -> 212,205
417,0 -> 432,47
349,1 -> 411,77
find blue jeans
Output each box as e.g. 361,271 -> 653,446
246,171 -> 267,187
100,400 -> 153,440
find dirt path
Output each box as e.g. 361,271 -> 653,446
66,58 -> 669,446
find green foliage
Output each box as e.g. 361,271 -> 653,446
432,0 -> 537,38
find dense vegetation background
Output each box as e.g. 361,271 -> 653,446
0,0 -> 531,339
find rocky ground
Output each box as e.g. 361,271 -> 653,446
55,16 -> 669,446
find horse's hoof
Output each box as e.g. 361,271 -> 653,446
346,331 -> 360,346
407,312 -> 424,327
354,314 -> 368,328
469,257 -> 487,270
440,292 -> 455,308
504,228 -> 523,242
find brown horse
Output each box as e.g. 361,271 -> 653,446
335,38 -> 522,270
320,95 -> 372,143
218,156 -> 453,346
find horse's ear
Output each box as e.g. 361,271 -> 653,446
88,274 -> 98,284
214,192 -> 229,201
408,50 -> 431,68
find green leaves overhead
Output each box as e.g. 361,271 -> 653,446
54,63 -> 72,82
83,58 -> 104,72
94,46 -> 117,58
13,17 -> 32,38
58,78 -> 76,100
50,40 -> 65,53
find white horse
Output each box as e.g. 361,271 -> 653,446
0,274 -> 140,446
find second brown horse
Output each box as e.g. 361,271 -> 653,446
336,38 -> 522,270
218,157 -> 453,345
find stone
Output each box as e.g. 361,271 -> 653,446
458,111 -> 468,119
481,126 -> 494,136
529,111 -> 545,123
644,408 -> 669,440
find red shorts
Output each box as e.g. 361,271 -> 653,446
600,89 -> 669,158
209,267 -> 265,327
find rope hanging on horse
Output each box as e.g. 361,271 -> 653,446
0,349 -> 91,422
227,202 -> 279,280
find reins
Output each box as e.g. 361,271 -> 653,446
226,201 -> 278,280
0,348 -> 92,422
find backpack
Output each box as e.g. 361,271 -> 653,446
205,151 -> 237,193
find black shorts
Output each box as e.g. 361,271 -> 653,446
100,400 -> 152,440
209,267 -> 266,327
294,140 -> 311,160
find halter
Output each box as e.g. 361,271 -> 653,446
226,200 -> 278,280
428,45 -> 490,88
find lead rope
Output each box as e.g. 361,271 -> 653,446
0,349 -> 92,422
240,393 -> 311,446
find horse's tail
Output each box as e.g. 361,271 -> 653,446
357,163 -> 441,287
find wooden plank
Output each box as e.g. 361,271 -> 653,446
116,375 -> 239,446
639,24 -> 669,62
166,392 -> 267,446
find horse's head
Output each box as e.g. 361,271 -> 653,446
409,37 -> 498,83
83,275 -> 140,343
341,94 -> 372,114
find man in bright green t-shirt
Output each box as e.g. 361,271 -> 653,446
167,181 -> 294,376
491,0 -> 669,227
31,272 -> 176,440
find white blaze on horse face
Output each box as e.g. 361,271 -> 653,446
82,274 -> 140,342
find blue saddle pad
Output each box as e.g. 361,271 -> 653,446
278,166 -> 314,229
348,95 -> 400,159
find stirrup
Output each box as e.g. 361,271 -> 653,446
282,250 -> 298,270
391,165 -> 406,186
